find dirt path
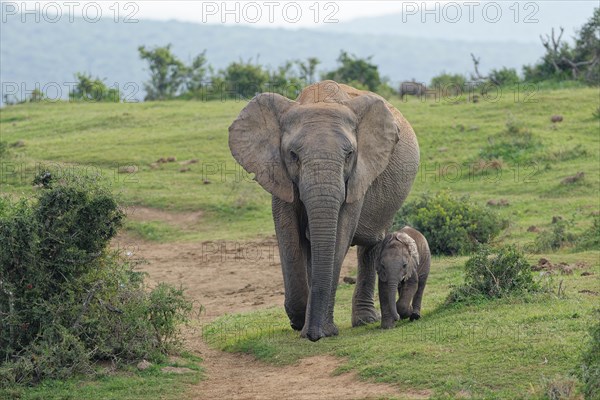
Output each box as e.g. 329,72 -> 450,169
116,207 -> 414,399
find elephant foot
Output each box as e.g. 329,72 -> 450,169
323,321 -> 339,337
289,314 -> 306,331
300,321 -> 338,341
380,318 -> 396,329
409,312 -> 420,321
351,307 -> 380,327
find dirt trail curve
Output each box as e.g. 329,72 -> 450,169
116,208 -> 420,399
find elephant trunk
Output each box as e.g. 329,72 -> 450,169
300,159 -> 345,342
387,282 -> 400,322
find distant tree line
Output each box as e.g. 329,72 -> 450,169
8,7 -> 596,105
421,8 -> 599,96
136,45 -> 395,101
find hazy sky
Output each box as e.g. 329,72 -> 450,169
20,1 -> 416,27
17,1 -> 597,31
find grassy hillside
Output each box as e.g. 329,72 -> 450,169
1,87 -> 598,398
1,87 -> 598,243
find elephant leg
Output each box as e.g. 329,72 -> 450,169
410,274 -> 428,321
319,202 -> 360,337
396,278 -> 418,320
272,197 -> 309,331
352,244 -> 381,327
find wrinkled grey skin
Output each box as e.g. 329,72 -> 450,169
376,226 -> 431,329
229,81 -> 419,341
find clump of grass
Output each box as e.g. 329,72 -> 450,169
393,191 -> 507,255
579,309 -> 600,399
545,144 -> 589,162
479,115 -> 543,163
540,374 -> 578,400
446,245 -> 540,303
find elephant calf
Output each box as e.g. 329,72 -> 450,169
376,226 -> 431,329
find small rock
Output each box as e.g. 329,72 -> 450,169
149,162 -> 160,169
527,225 -> 540,233
343,276 -> 356,284
161,366 -> 195,374
179,167 -> 191,173
203,179 -> 211,184
581,271 -> 593,276
487,199 -> 509,207
118,165 -> 138,174
10,140 -> 25,148
137,360 -> 152,371
561,172 -> 584,185
156,157 -> 167,163
552,216 -> 563,224
550,115 -> 563,123
166,156 -> 177,162
558,264 -> 573,275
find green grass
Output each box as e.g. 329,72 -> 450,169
203,251 -> 599,399
1,353 -> 203,400
1,87 -> 599,398
1,87 -> 598,242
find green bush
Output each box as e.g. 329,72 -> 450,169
489,67 -> 520,86
580,309 -> 600,399
393,191 -> 506,255
479,115 -> 543,163
0,176 -> 193,386
577,215 -> 600,251
430,72 -> 467,96
446,245 -> 539,303
533,217 -> 576,252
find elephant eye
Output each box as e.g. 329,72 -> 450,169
346,150 -> 353,161
290,150 -> 298,161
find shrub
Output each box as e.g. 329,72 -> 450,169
479,115 -> 543,163
533,217 -> 576,252
0,175 -> 193,386
580,309 -> 600,399
577,214 -> 600,251
446,245 -> 539,303
393,191 -> 506,255
430,72 -> 467,96
70,73 -> 120,102
488,67 -> 520,86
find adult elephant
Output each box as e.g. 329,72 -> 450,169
229,81 -> 419,341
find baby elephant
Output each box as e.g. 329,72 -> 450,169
376,226 -> 431,329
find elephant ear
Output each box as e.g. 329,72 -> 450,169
229,93 -> 296,203
395,232 -> 419,279
344,95 -> 400,203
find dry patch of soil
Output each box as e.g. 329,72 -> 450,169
114,210 -> 417,399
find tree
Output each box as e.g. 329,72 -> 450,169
221,59 -> 269,99
296,57 -> 320,84
138,44 -> 187,100
184,50 -> 208,92
70,73 -> 120,102
523,8 -> 599,84
323,51 -> 381,91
